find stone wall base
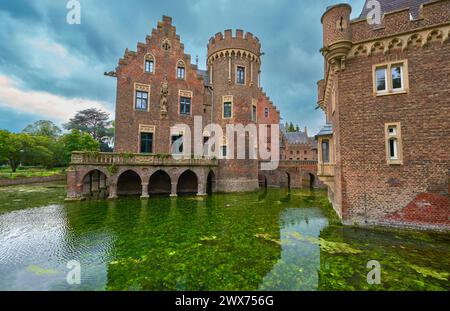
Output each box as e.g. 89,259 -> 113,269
216,178 -> 259,193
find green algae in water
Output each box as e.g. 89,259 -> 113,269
27,265 -> 60,276
408,264 -> 449,281
0,182 -> 448,291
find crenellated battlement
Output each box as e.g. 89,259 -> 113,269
207,29 -> 261,62
350,0 -> 450,43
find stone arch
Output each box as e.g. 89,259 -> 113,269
302,171 -> 316,189
207,170 -> 216,194
258,173 -> 268,189
177,169 -> 199,195
353,44 -> 368,57
426,29 -> 443,44
388,37 -> 403,51
117,169 -> 142,196
280,171 -> 291,189
81,169 -> 108,198
369,41 -> 384,55
149,170 -> 171,195
407,33 -> 423,48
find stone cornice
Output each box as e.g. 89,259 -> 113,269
348,23 -> 450,58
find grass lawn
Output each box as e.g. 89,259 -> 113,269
0,167 -> 66,179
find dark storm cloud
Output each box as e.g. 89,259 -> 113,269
0,0 -> 364,133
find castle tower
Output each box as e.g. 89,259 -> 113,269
207,29 -> 262,192
321,3 -> 352,72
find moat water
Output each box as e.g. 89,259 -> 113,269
0,182 -> 448,291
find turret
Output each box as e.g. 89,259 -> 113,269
207,29 -> 261,90
321,3 -> 352,71
205,29 -> 262,192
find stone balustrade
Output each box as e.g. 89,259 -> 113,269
70,151 -> 218,167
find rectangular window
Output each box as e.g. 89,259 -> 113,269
322,139 -> 330,163
236,66 -> 245,84
177,67 -> 185,80
376,68 -> 387,92
374,60 -> 408,95
223,102 -> 232,118
171,135 -> 184,154
391,65 -> 403,90
180,97 -> 191,115
135,91 -> 148,111
140,132 -> 153,153
145,60 -> 154,73
385,123 -> 402,164
252,105 -> 257,122
221,145 -> 227,157
389,138 -> 398,159
264,107 -> 269,118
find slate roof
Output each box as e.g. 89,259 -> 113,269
197,69 -> 210,85
315,123 -> 333,138
280,124 -> 310,144
357,0 -> 430,20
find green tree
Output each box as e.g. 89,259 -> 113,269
0,130 -> 44,172
22,120 -> 62,138
63,108 -> 113,151
288,122 -> 295,132
61,129 -> 99,165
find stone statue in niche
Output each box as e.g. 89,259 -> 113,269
160,77 -> 169,118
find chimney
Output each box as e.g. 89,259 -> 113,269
304,126 -> 308,136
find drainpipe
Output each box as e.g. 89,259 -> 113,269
208,85 -> 214,124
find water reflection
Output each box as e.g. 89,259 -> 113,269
0,183 -> 448,291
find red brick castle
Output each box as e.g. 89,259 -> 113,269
66,16 -> 317,200
316,0 -> 450,230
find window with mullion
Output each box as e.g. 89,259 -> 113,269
135,91 -> 148,111
171,135 -> 184,154
177,66 -> 185,79
145,60 -> 154,73
140,132 -> 153,153
180,97 -> 191,115
223,102 -> 232,118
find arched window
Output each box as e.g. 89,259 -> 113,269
144,53 -> 155,73
177,60 -> 185,80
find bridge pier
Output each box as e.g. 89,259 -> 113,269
108,183 -> 118,199
197,182 -> 207,196
170,182 -> 178,197
141,182 -> 149,199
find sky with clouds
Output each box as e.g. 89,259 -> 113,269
0,0 -> 365,135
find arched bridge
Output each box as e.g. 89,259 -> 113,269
66,152 -> 218,200
258,160 -> 320,189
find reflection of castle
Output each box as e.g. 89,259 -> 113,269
316,0 -> 450,230
66,16 -> 318,200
